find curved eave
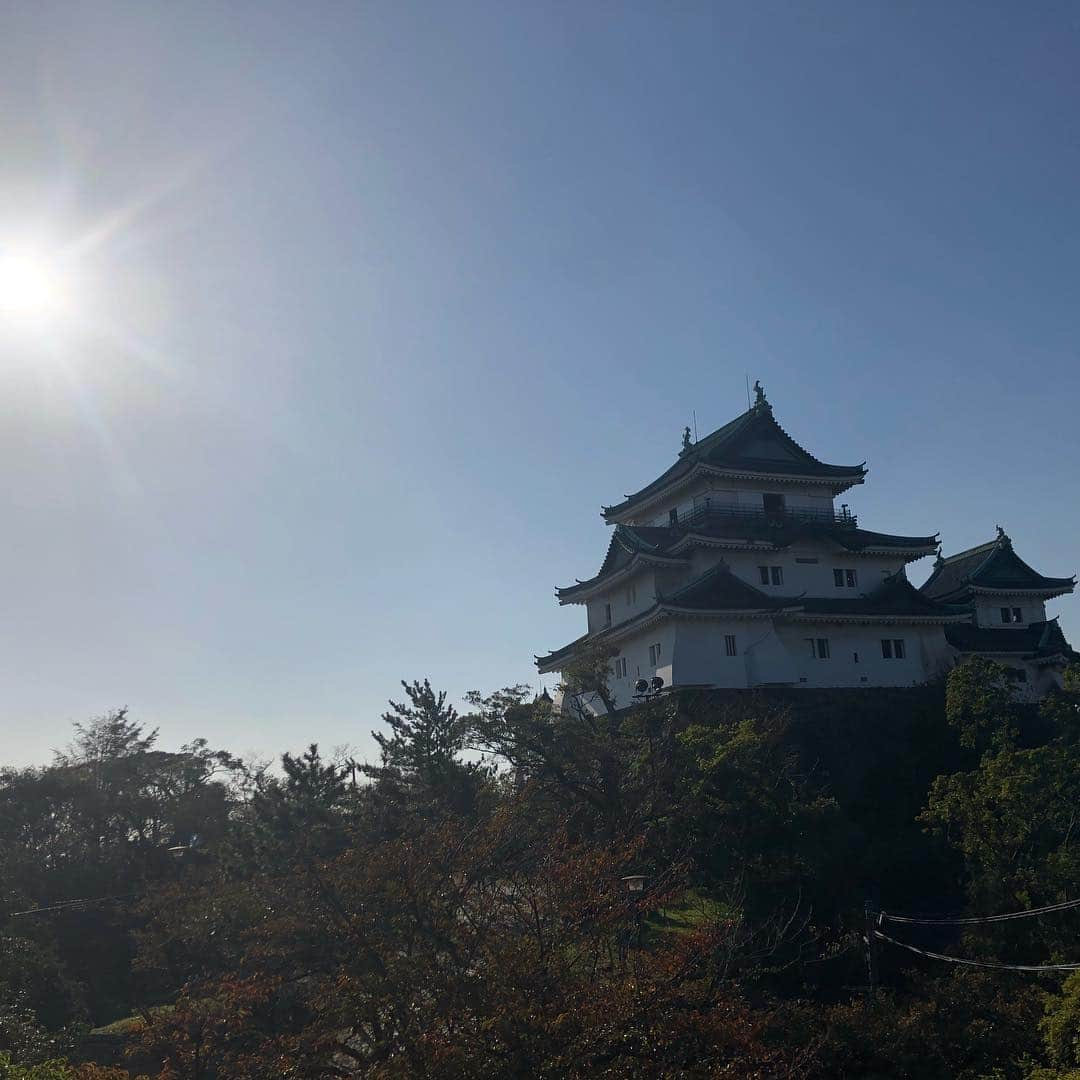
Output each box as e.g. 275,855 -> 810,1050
859,547 -> 938,561
556,553 -> 689,604
602,462 -> 866,524
665,532 -> 937,560
1032,652 -> 1080,668
965,583 -> 1076,600
658,604 -> 783,620
780,610 -> 970,626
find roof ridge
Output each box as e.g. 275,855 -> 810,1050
938,538 -> 999,565
663,559 -> 733,601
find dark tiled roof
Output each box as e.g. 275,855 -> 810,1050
794,573 -> 964,619
539,569 -> 966,671
921,531 -> 1075,601
664,565 -> 960,620
535,632 -> 591,669
558,519 -> 937,600
602,402 -> 866,520
945,618 -> 1079,660
661,563 -> 777,611
556,525 -> 689,600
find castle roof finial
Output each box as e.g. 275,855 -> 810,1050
752,380 -> 768,410
681,425 -> 692,452
933,544 -> 944,569
995,524 -> 1011,547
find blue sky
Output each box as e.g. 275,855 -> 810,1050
1,2 -> 1078,765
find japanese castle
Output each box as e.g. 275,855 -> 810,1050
537,384 -> 1076,701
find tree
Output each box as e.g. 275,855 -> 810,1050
364,680 -> 489,825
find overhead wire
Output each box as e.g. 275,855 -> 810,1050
874,929 -> 1080,973
879,897 -> 1080,926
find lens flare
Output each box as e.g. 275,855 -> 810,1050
0,249 -> 71,325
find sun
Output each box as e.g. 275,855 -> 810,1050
0,249 -> 72,326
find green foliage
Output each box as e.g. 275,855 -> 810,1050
945,656 -> 1020,751
923,662 -> 1080,934
7,668 -> 1080,1076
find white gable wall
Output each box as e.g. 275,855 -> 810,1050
972,596 -> 1048,628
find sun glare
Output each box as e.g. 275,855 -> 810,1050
0,249 -> 72,326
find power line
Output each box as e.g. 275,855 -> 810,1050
874,929 -> 1080,973
6,894 -> 131,918
880,897 -> 1080,927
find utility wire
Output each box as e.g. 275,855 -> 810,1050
874,929 -> 1080,973
6,894 -> 131,918
879,897 -> 1080,927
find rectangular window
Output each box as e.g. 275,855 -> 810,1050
807,638 -> 830,659
1001,606 -> 1012,623
770,566 -> 784,586
846,569 -> 857,588
881,639 -> 893,659
833,569 -> 844,587
649,642 -> 662,667
834,568 -> 857,588
1013,607 -> 1022,623
759,566 -> 770,585
604,603 -> 612,627
669,507 -> 679,526
763,493 -> 786,516
625,584 -> 636,606
893,639 -> 906,659
724,634 -> 737,657
613,657 -> 628,678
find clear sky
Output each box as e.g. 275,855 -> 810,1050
1,1 -> 1078,766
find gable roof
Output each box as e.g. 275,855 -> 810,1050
556,518 -> 938,603
539,566 -> 966,671
660,561 -> 780,611
921,529 -> 1075,601
602,397 -> 866,522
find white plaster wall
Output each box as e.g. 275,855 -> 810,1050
773,624 -> 939,687
670,620 -> 755,688
972,597 -> 1047,628
720,550 -> 911,597
606,623 -> 677,705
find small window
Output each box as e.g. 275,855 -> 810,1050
846,569 -> 857,588
604,603 -> 612,627
881,639 -> 893,659
613,657 -> 628,678
834,568 -> 857,588
807,638 -> 830,659
724,634 -> 737,657
763,493 -> 785,515
1012,607 -> 1022,623
770,566 -> 784,586
669,508 -> 679,526
853,651 -> 860,663
893,639 -> 906,659
833,569 -> 844,587
649,642 -> 662,666
759,566 -> 770,585
1000,607 -> 1011,623
625,584 -> 637,606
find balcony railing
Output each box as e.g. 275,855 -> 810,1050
671,503 -> 858,531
